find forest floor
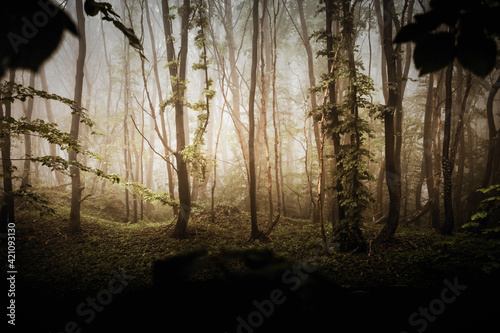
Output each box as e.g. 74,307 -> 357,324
3,188 -> 500,332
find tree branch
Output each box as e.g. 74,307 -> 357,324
129,115 -> 177,172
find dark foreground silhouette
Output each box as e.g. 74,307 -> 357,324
15,249 -> 499,332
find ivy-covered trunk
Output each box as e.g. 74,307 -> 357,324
162,0 -> 191,239
0,70 -> 16,234
332,0 -> 367,253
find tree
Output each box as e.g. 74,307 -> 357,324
142,0 -> 178,217
395,0 -> 500,233
483,72 -> 500,187
248,0 -> 262,240
374,0 -> 401,244
0,70 -> 16,235
162,0 -> 192,239
296,0 -> 320,222
40,65 -> 65,184
21,72 -> 36,189
69,0 -> 87,234
423,72 -> 441,229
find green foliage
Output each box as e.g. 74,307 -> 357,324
394,0 -> 500,76
124,182 -> 178,207
462,184 -> 500,239
183,0 -> 213,181
324,71 -> 374,252
15,187 -> 55,216
0,81 -> 95,127
0,81 -> 120,184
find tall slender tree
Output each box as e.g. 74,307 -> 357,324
162,0 -> 192,238
249,0 -> 261,239
21,72 -> 36,189
0,70 -> 16,234
69,0 -> 86,234
374,0 -> 401,243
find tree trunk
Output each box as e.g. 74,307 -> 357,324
297,0 -> 320,221
40,65 -> 65,184
248,0 -> 261,239
268,1 -> 281,233
441,63 -> 454,235
482,73 -> 500,187
260,0 -> 273,225
21,71 -> 36,189
123,26 -> 131,223
0,69 -> 16,234
163,0 -> 191,238
69,0 -> 86,234
423,73 -> 440,228
145,0 -> 177,216
326,0 -> 344,224
374,0 -> 401,243
451,70 -> 472,228
222,0 -> 250,179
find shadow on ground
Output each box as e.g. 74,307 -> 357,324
15,249 -> 499,332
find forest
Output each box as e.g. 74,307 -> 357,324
1,0 -> 500,332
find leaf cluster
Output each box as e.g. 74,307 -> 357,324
0,81 -> 94,127
395,0 -> 500,76
124,182 -> 178,207
462,184 -> 500,239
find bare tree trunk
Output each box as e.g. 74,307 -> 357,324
452,71 -> 472,228
99,19 -> 112,194
423,73 -> 440,228
249,0 -> 261,239
222,0 -> 250,178
374,0 -> 388,104
69,0 -> 86,234
145,0 -> 177,216
123,25 -> 131,223
212,106 -> 224,223
21,72 -> 36,188
482,73 -> 500,187
40,66 -> 65,184
375,157 -> 386,219
415,159 -> 425,227
441,63 -> 454,235
259,0 -> 273,225
297,0 -> 320,223
374,0 -> 401,243
267,0 -> 282,234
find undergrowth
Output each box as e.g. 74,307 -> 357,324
3,187 -> 499,297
